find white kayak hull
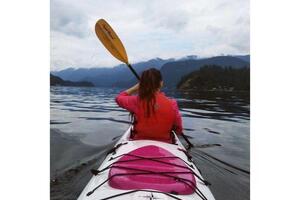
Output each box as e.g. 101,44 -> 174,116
77,127 -> 215,200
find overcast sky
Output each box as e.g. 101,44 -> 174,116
50,0 -> 249,71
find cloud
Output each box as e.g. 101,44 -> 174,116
50,0 -> 89,38
51,0 -> 249,70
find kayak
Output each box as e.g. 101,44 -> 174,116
77,127 -> 215,200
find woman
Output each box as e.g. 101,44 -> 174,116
115,68 -> 183,143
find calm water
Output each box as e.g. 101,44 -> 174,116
50,86 -> 250,200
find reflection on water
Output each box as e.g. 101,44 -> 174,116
50,86 -> 250,200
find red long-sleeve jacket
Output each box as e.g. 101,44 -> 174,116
116,91 -> 183,141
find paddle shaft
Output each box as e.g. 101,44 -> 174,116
182,134 -> 194,149
127,64 -> 140,81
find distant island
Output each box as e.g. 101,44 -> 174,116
177,65 -> 250,91
50,74 -> 94,87
161,56 -> 250,89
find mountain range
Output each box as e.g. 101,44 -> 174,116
50,74 -> 94,87
51,55 -> 250,88
52,58 -> 173,87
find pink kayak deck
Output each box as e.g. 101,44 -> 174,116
108,145 -> 196,195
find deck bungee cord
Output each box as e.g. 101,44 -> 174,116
110,154 -> 194,170
77,127 -> 215,199
84,133 -> 211,200
87,171 -> 208,200
99,189 -> 183,200
94,152 -> 211,185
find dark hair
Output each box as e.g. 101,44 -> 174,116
138,68 -> 162,117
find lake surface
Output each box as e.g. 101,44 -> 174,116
50,86 -> 250,200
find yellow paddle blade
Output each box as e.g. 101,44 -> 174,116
95,19 -> 129,64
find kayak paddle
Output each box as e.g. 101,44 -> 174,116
95,19 -> 139,80
94,18 -> 194,149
